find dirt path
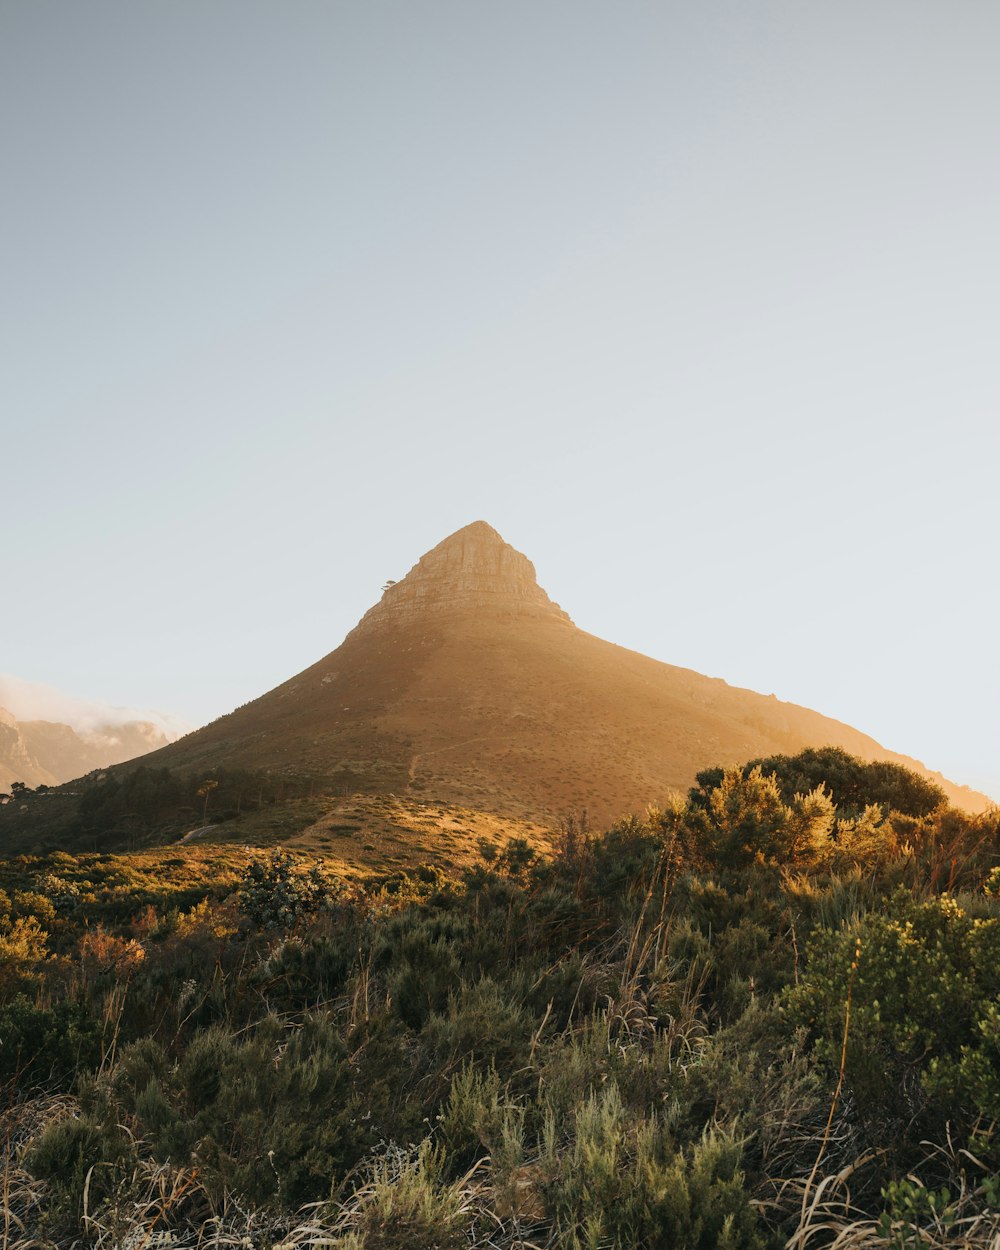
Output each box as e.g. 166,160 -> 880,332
179,824 -> 218,844
407,734 -> 510,785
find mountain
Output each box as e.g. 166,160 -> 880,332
0,683 -> 184,791
138,521 -> 991,820
0,707 -> 55,789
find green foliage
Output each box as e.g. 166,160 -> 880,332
540,1085 -> 769,1249
0,912 -> 49,995
3,747 -> 997,1243
0,995 -> 103,1087
0,765 -> 312,854
237,848 -> 344,928
420,977 -> 535,1073
88,1012 -> 371,1206
878,1178 -> 957,1248
335,1141 -> 473,1250
788,890 -> 1000,1131
25,1111 -> 130,1225
685,765 -> 835,870
437,1063 -> 506,1165
691,747 -> 946,819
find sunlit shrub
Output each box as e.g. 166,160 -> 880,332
332,1141 -> 473,1250
788,890 -> 1000,1137
539,1084 -> 769,1249
238,848 -> 344,928
0,913 -> 49,996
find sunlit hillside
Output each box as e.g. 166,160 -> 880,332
3,747 -> 1000,1246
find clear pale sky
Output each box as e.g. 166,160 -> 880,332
2,2 -> 998,799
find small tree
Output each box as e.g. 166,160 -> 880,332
196,779 -> 219,822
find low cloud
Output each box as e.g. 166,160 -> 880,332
0,673 -> 192,741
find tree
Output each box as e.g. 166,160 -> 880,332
689,747 -> 946,819
196,779 -> 219,822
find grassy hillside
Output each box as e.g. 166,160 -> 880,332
2,749 -> 1000,1246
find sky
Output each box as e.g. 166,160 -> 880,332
2,1 -> 998,799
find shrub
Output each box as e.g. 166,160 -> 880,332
238,849 -> 344,928
0,913 -> 49,995
691,748 -> 946,819
87,1013 -> 372,1206
420,977 -> 536,1075
539,1084 -> 769,1249
332,1141 -> 473,1250
0,995 -> 103,1088
685,767 -> 835,871
787,891 -> 1000,1138
24,1110 -> 132,1228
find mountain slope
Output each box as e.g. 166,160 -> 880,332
139,522 -> 990,820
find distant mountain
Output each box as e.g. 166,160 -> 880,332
0,679 -> 186,791
0,707 -> 52,789
134,522 -> 991,821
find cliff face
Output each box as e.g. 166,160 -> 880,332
0,707 -> 58,789
0,703 -> 176,791
354,521 -> 571,631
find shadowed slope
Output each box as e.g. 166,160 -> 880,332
139,522 -> 990,820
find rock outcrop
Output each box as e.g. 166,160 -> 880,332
353,521 -> 571,632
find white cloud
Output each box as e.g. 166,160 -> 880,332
0,673 -> 191,740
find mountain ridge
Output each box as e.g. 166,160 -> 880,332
0,699 -> 181,791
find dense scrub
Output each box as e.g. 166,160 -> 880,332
0,765 -> 327,855
2,750 -> 1000,1246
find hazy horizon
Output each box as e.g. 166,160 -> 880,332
3,2 -> 997,799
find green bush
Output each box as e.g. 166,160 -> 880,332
540,1084 -> 769,1249
787,890 -> 1000,1135
25,1111 -> 132,1228
238,849 -> 344,928
690,748 -> 946,819
420,977 -> 535,1075
88,1013 -> 372,1206
0,995 -> 103,1088
333,1141 -> 472,1250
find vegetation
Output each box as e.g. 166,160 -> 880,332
0,765 -> 317,855
2,749 -> 1000,1246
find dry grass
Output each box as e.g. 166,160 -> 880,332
2,1096 -> 74,1250
779,1138 -> 1000,1249
282,794 -> 559,877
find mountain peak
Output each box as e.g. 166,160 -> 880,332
353,522 -> 572,631
438,519 -> 505,546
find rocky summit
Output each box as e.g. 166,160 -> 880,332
136,522 -> 991,821
353,521 -> 571,630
